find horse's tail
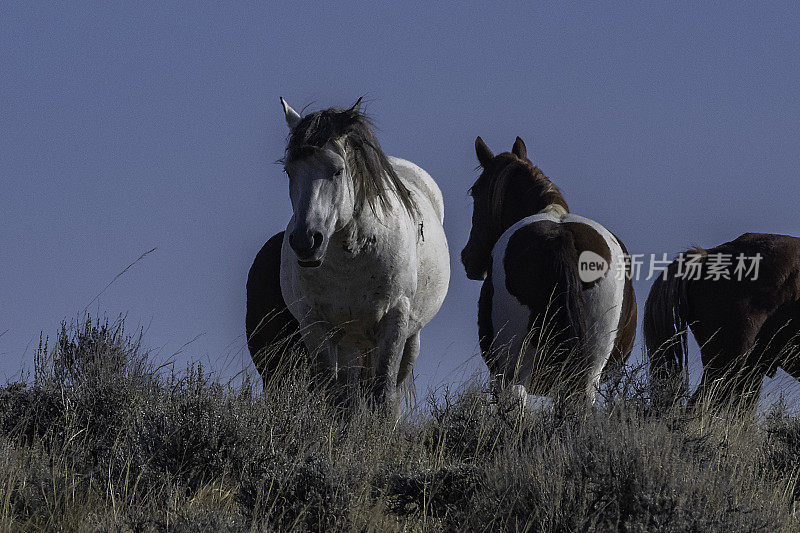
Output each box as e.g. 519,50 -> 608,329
643,248 -> 704,399
535,236 -> 588,396
552,245 -> 587,359
506,229 -> 587,369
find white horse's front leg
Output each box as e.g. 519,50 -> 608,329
372,297 -> 410,412
397,330 -> 420,386
337,346 -> 361,408
299,312 -> 339,390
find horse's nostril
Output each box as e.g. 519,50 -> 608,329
289,231 -> 323,258
289,232 -> 311,254
312,232 -> 323,250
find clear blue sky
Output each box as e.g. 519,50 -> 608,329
2,2 -> 799,400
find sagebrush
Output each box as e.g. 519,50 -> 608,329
1,316 -> 799,531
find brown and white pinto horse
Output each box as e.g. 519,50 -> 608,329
246,231 -> 304,385
644,233 -> 800,410
461,137 -> 636,405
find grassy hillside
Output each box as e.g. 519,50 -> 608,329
1,317 -> 799,531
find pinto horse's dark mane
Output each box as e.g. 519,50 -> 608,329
283,101 -> 417,218
471,153 -> 568,236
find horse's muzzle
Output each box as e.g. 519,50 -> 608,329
461,247 -> 488,280
465,268 -> 487,281
289,230 -> 325,267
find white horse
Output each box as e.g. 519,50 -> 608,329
277,98 -> 450,412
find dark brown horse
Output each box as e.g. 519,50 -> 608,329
245,231 -> 304,385
644,233 -> 800,410
461,136 -> 636,405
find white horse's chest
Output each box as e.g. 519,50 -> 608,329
280,156 -> 449,355
282,222 -> 417,335
300,253 -> 396,322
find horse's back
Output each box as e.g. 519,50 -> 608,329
685,233 -> 800,368
725,233 -> 800,289
388,156 -> 444,223
486,213 -> 632,388
493,213 -> 629,313
246,231 -> 302,376
690,233 -> 800,311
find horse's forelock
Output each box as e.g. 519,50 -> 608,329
284,105 -> 417,218
284,106 -> 359,162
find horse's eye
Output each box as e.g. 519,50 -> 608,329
333,169 -> 344,177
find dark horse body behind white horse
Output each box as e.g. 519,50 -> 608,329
644,233 -> 800,409
246,230 -> 304,383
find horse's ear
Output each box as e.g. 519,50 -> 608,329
350,97 -> 363,113
512,137 -> 527,160
475,136 -> 494,167
280,97 -> 302,130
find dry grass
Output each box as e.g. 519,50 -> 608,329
1,316 -> 799,531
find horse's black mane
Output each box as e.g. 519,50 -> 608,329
470,154 -> 568,234
284,101 -> 416,218
500,159 -> 568,213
